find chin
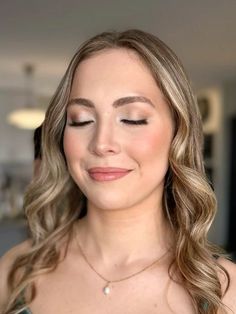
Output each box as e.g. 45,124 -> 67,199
86,192 -> 134,212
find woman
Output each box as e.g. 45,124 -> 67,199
0,29 -> 235,314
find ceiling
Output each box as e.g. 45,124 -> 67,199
0,0 -> 236,95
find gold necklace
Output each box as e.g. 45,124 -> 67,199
76,236 -> 170,295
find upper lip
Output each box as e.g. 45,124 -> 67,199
88,167 -> 132,173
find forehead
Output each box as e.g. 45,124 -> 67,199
76,48 -> 147,73
70,48 -> 164,102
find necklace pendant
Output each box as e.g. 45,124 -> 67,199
103,283 -> 111,295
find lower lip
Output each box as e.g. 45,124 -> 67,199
88,171 -> 131,182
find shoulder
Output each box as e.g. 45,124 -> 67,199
218,257 -> 236,313
0,240 -> 32,309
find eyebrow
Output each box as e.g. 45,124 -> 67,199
67,96 -> 155,108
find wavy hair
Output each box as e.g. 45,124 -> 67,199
5,29 -> 229,314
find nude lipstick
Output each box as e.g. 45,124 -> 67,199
87,167 -> 132,182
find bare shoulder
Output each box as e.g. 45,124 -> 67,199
218,257 -> 236,313
0,240 -> 32,309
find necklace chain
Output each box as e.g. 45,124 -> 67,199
75,232 -> 170,294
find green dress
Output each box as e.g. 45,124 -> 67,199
19,309 -> 32,314
16,298 -> 32,314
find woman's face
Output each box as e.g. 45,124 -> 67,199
63,48 -> 174,211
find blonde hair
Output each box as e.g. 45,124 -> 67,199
5,29 -> 229,313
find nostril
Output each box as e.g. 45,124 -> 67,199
88,124 -> 121,156
88,138 -> 121,156
90,143 -> 119,156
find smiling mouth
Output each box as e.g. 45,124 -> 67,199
87,167 -> 132,182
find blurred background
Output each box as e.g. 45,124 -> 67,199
0,0 -> 235,256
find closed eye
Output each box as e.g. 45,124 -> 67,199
68,119 -> 148,127
68,120 -> 94,127
121,119 -> 148,125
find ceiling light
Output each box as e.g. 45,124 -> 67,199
7,64 -> 46,130
7,108 -> 45,129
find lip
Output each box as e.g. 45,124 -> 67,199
87,167 -> 132,182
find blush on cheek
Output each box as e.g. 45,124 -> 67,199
131,131 -> 169,156
63,131 -> 78,159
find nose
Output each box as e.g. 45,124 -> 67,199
88,121 -> 121,156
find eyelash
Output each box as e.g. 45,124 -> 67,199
68,121 -> 92,127
121,119 -> 148,125
68,119 -> 148,127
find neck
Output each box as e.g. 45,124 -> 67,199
76,201 -> 173,266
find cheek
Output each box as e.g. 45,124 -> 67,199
63,130 -> 83,161
128,129 -> 172,162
